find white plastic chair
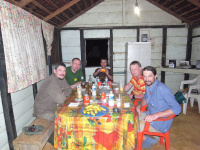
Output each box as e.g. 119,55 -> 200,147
180,75 -> 200,114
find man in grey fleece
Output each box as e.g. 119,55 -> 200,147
34,62 -> 72,121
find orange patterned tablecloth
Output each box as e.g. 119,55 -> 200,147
54,92 -> 138,150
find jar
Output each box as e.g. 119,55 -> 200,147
84,94 -> 90,105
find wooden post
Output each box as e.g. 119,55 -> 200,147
110,29 -> 113,73
184,26 -> 193,88
161,27 -> 167,83
0,25 -> 17,150
80,29 -> 86,79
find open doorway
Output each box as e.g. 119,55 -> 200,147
85,39 -> 109,67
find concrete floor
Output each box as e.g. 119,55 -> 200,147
44,102 -> 200,150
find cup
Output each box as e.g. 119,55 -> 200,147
120,83 -> 124,93
81,81 -> 85,88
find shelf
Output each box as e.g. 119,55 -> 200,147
156,67 -> 200,75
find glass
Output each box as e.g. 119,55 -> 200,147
81,81 -> 86,88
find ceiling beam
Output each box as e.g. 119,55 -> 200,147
43,0 -> 80,21
187,0 -> 200,7
83,0 -> 88,8
32,1 -> 64,22
45,0 -> 71,20
69,8 -> 76,16
58,0 -> 104,28
168,0 -> 184,9
18,0 -> 34,7
146,0 -> 189,23
180,7 -> 199,17
76,3 -> 81,11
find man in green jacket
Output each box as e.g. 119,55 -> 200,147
65,58 -> 84,90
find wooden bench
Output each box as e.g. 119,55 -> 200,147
13,118 -> 54,150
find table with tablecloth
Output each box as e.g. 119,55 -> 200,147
54,91 -> 138,150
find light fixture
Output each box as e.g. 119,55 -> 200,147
134,0 -> 140,15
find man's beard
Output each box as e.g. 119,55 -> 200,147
144,81 -> 154,86
58,77 -> 64,80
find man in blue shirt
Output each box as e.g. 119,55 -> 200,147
136,66 -> 181,149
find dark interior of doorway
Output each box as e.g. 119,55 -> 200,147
86,39 -> 108,67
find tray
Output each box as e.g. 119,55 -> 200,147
81,105 -> 109,117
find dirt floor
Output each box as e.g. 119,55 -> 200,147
43,102 -> 200,150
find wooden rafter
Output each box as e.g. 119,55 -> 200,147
76,3 -> 81,11
32,1 -> 64,22
168,0 -> 184,9
180,7 -> 199,17
46,0 -> 71,20
69,8 -> 76,16
187,0 -> 200,7
146,0 -> 189,23
43,0 -> 80,21
18,0 -> 34,7
58,0 -> 104,28
83,0 -> 88,8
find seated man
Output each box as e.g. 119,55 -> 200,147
136,66 -> 181,149
34,62 -> 72,121
65,58 -> 84,90
124,61 -> 145,100
93,58 -> 113,82
34,62 -> 72,146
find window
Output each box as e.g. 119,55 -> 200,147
86,39 -> 109,67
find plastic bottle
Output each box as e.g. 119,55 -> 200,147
92,84 -> 96,96
109,91 -> 114,107
105,76 -> 108,86
96,77 -> 100,85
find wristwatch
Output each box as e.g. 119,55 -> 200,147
132,95 -> 135,100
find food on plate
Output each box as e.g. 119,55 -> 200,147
82,104 -> 106,116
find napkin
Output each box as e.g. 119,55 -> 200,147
124,103 -> 130,108
68,102 -> 80,107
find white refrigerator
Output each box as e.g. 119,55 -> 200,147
125,42 -> 151,93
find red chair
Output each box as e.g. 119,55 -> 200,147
137,114 -> 176,150
134,99 -> 148,111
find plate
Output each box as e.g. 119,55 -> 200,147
81,105 -> 109,117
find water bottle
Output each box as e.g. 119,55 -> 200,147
105,76 -> 108,86
92,84 -> 96,96
109,91 -> 114,107
96,77 -> 100,86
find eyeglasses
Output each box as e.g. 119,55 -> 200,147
73,62 -> 81,66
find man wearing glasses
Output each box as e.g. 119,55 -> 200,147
65,58 -> 84,89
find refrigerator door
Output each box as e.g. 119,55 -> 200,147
125,42 -> 151,93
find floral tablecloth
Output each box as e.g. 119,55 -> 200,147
54,92 -> 138,150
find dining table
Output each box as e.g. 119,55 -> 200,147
54,86 -> 138,150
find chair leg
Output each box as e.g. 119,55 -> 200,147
160,136 -> 163,145
165,131 -> 170,150
183,102 -> 187,114
198,99 -> 200,114
137,132 -> 143,150
190,97 -> 194,107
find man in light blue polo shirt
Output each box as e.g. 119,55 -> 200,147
136,66 -> 181,149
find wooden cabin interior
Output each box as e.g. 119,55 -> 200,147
0,0 -> 200,149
